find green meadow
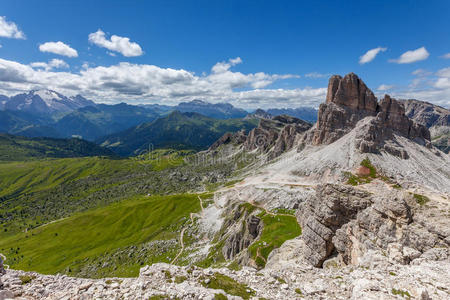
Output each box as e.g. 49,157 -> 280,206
0,193 -> 206,277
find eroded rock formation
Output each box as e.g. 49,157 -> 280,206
297,183 -> 449,268
210,115 -> 312,159
311,73 -> 431,158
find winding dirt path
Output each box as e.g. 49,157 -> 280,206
171,195 -> 205,264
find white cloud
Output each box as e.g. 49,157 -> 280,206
389,47 -> 429,64
441,53 -> 450,59
209,57 -> 298,89
434,67 -> 450,89
0,16 -> 25,39
39,41 -> 78,57
211,57 -> 243,73
305,72 -> 327,78
382,66 -> 450,108
359,47 -> 387,64
30,59 -> 69,71
0,57 -> 319,109
88,29 -> 143,57
377,84 -> 394,91
412,69 -> 431,76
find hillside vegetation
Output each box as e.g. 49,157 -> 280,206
0,193 -> 207,277
98,111 -> 258,156
0,134 -> 115,161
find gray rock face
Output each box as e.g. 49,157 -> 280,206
296,184 -> 373,267
221,204 -> 262,261
244,115 -> 312,157
311,73 -> 431,155
208,129 -> 247,151
401,99 -> 450,153
402,99 -> 450,128
210,114 -> 311,159
297,183 -> 448,268
313,73 -> 379,145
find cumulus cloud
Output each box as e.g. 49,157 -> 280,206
88,29 -> 143,57
359,47 -> 387,64
377,84 -> 394,91
441,53 -> 450,59
39,41 -> 78,57
0,57 -> 320,109
304,72 -> 328,78
209,57 -> 298,89
211,57 -> 243,73
30,59 -> 69,71
389,47 -> 429,64
0,16 -> 25,39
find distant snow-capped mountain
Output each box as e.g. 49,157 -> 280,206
2,90 -> 96,114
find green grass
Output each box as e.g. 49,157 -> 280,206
345,158 -> 379,186
0,134 -> 115,161
360,158 -> 377,178
201,273 -> 255,300
0,157 -> 135,198
413,193 -> 430,206
248,211 -> 302,268
0,193 -> 206,277
0,151 -> 213,239
19,275 -> 35,285
392,288 -> 411,298
214,294 -> 228,300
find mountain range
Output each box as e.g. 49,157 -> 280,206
98,111 -> 258,156
1,89 -> 448,157
2,90 -> 95,115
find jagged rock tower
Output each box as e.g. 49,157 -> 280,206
312,73 -> 430,158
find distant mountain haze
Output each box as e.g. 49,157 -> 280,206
98,111 -> 259,156
0,90 -> 319,144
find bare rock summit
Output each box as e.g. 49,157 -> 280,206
312,73 -> 431,158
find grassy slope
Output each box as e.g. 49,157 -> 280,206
0,152 -> 195,238
248,212 -> 302,268
0,157 -> 128,198
0,134 -> 115,161
0,193 -> 205,277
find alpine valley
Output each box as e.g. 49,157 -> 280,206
1,73 -> 449,300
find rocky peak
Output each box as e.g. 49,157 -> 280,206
245,109 -> 273,120
326,73 -> 378,113
312,73 -> 431,158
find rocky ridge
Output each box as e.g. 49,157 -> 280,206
210,114 -> 312,160
310,73 -> 431,159
402,99 -> 450,153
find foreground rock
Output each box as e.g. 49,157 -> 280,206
1,253 -> 449,299
297,182 -> 449,268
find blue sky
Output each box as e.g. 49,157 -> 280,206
0,0 -> 449,108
